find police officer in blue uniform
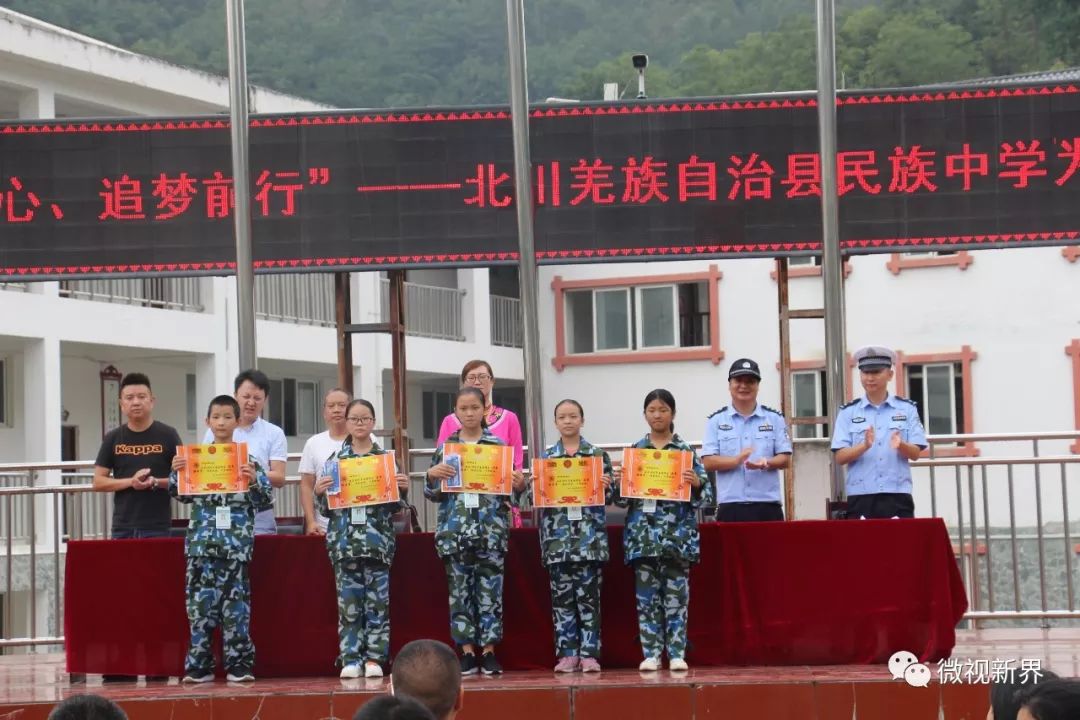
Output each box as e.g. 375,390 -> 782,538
701,358 -> 792,522
832,346 -> 928,519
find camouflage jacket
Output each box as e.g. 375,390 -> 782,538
316,439 -> 403,565
614,433 -> 712,565
169,460 -> 273,562
537,438 -> 614,566
424,430 -> 515,558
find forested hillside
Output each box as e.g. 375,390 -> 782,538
3,0 -> 1076,107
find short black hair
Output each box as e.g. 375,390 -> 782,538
207,395 -> 242,419
48,694 -> 128,720
391,639 -> 461,720
1016,677 -> 1080,720
234,369 -> 270,396
119,373 -> 151,394
353,695 -> 435,720
989,669 -> 1058,720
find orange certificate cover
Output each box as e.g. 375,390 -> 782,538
328,454 -> 399,509
532,456 -> 604,508
440,443 -> 513,495
177,443 -> 250,495
620,447 -> 692,502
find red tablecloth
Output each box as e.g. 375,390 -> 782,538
65,519 -> 966,676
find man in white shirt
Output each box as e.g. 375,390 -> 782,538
203,369 -> 287,534
299,388 -> 352,534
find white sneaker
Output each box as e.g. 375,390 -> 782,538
638,657 -> 661,672
669,658 -> 689,672
182,673 -> 214,683
340,664 -> 362,679
364,662 -> 384,678
226,670 -> 255,682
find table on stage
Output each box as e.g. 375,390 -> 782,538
65,519 -> 967,676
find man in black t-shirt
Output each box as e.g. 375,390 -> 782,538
93,372 -> 182,538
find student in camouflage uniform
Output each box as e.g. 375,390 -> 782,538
169,395 -> 273,683
425,386 -> 525,676
314,398 -> 410,679
614,389 -> 712,673
538,399 -> 614,673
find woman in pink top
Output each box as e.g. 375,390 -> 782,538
436,360 -> 524,470
437,360 -> 525,528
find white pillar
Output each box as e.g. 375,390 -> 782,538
459,268 -> 491,346
19,88 -> 60,300
23,336 -> 62,643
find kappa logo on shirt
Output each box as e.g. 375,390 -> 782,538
115,444 -> 164,456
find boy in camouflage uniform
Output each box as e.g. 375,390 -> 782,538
169,395 -> 273,683
425,387 -> 525,676
314,398 -> 409,679
615,389 -> 713,672
538,399 -> 614,673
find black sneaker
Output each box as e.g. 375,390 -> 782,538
460,653 -> 479,676
481,651 -> 502,675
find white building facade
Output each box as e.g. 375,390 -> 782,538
2,5 -> 1079,645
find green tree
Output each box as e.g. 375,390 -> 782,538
858,9 -> 987,87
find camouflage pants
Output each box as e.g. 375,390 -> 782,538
548,561 -> 602,658
185,557 -> 253,675
633,557 -> 690,660
444,549 -> 505,648
334,558 -> 391,665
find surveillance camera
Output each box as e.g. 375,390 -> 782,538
632,53 -> 648,70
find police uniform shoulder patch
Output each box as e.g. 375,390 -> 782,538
839,398 -> 860,410
761,405 -> 783,416
707,406 -> 728,419
893,396 -> 919,407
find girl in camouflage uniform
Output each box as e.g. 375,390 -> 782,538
539,399 -> 614,673
314,398 -> 409,679
425,386 -> 525,676
614,389 -> 712,672
169,395 -> 274,684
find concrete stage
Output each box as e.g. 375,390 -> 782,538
1,629 -> 1077,719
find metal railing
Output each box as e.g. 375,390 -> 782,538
380,279 -> 465,341
59,278 -> 203,312
0,283 -> 29,292
255,273 -> 335,327
2,431 -> 1078,650
911,431 -> 1080,626
490,295 -> 523,347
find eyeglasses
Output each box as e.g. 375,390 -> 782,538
464,373 -> 492,382
347,416 -> 375,425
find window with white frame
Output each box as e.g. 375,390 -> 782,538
267,378 -> 320,436
564,281 -> 709,354
791,369 -> 828,439
789,255 -> 820,267
905,362 -> 964,436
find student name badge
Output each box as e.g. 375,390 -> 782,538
642,499 -> 657,514
463,492 -> 480,508
350,507 -> 367,525
215,505 -> 232,530
567,505 -> 583,521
